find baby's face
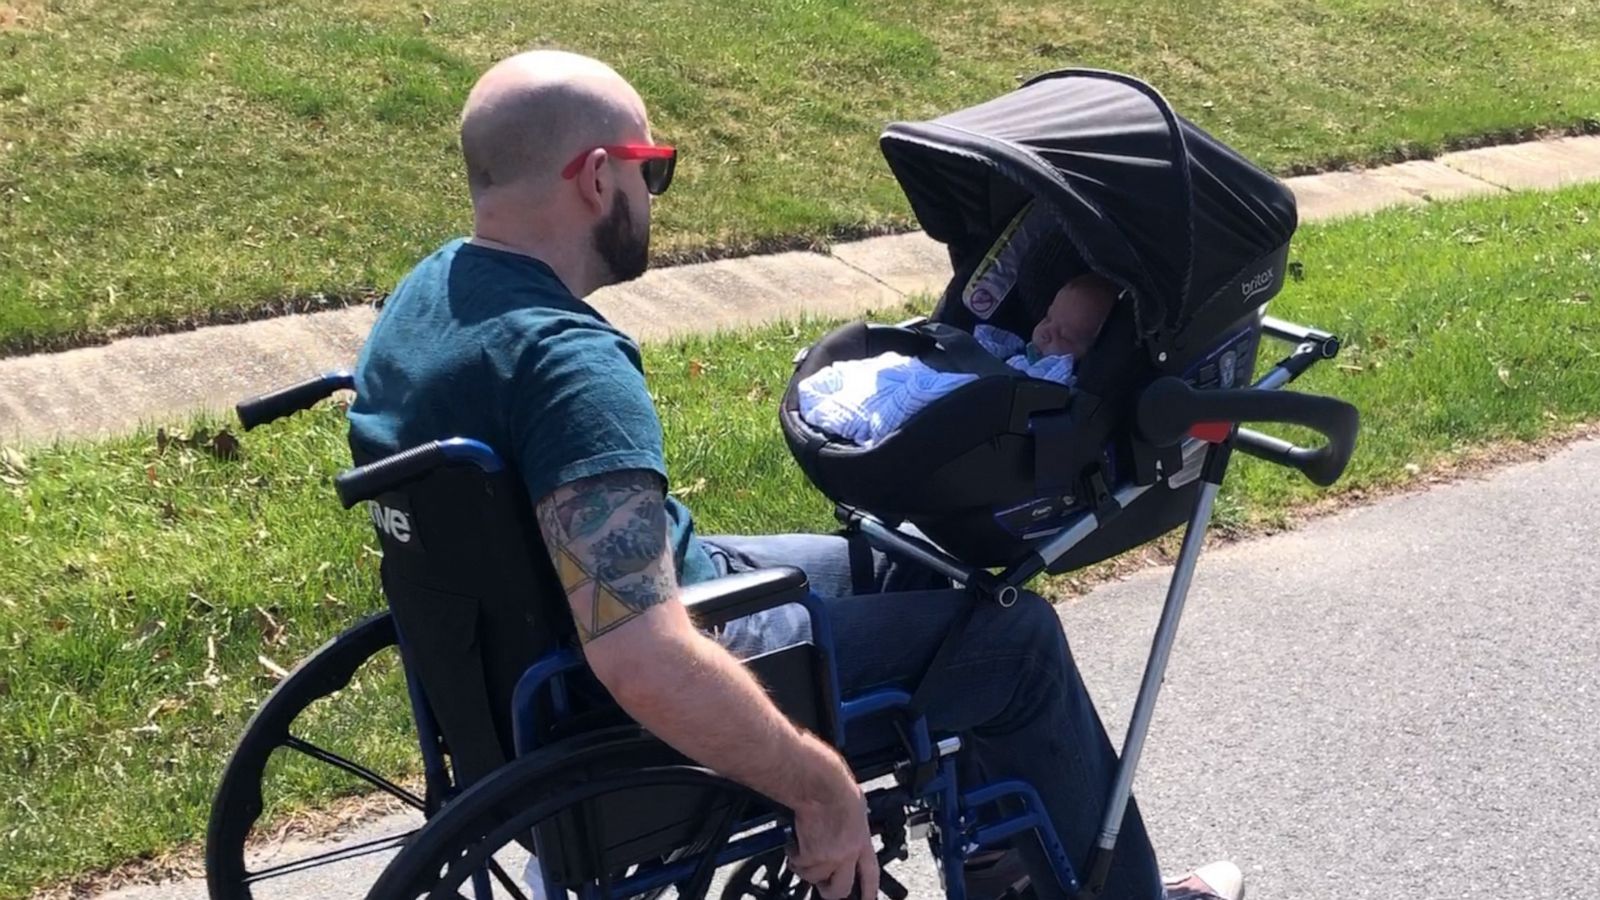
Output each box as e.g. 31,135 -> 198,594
1032,274 -> 1118,359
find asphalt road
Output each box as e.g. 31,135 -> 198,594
105,438 -> 1600,899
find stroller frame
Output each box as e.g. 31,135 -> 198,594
821,313 -> 1348,896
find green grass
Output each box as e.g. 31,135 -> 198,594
3,0 -> 1600,353
3,183 -> 1600,896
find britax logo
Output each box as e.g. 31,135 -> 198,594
369,502 -> 413,544
1241,268 -> 1275,301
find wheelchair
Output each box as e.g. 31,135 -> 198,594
206,368 -> 1063,900
205,308 -> 1355,900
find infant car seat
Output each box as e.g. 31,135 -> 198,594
780,70 -> 1297,571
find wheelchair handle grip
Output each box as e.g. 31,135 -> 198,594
334,438 -> 504,508
1137,377 -> 1359,487
236,371 -> 355,431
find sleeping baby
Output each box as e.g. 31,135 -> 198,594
798,274 -> 1118,447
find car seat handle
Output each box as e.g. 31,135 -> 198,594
1137,377 -> 1359,486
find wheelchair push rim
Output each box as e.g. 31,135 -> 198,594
205,611 -> 439,900
365,728 -> 778,900
719,850 -> 818,900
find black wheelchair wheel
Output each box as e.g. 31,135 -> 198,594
206,611 -> 432,900
365,727 -> 773,900
720,850 -> 814,900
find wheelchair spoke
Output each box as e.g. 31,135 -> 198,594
484,858 -> 528,900
284,734 -> 426,810
679,796 -> 749,900
242,829 -> 417,883
778,860 -> 811,899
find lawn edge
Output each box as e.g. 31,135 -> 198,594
0,221 -> 911,359
6,119 -> 1600,360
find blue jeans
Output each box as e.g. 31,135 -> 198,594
701,533 -> 1164,900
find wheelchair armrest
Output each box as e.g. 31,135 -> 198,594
682,567 -> 809,628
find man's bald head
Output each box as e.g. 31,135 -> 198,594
459,50 -> 648,201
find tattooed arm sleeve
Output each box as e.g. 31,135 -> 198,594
534,469 -> 679,644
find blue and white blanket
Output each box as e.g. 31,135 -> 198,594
797,325 -> 1075,447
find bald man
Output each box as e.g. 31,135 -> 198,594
348,51 -> 1241,900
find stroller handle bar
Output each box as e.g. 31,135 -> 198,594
1137,377 -> 1359,486
236,371 -> 355,430
1233,427 -> 1348,484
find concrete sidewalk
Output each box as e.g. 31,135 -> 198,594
102,437 -> 1600,900
5,134 -> 1600,445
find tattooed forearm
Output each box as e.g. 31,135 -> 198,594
536,470 -> 677,643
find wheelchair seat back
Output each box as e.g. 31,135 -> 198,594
352,441 -> 569,789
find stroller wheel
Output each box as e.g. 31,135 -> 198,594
205,611 -> 426,900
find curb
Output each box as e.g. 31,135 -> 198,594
3,134 -> 1600,445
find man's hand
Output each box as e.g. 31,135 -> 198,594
788,753 -> 879,900
535,470 -> 877,898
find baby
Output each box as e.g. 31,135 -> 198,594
798,273 -> 1120,447
974,272 -> 1119,382
1031,273 -> 1120,359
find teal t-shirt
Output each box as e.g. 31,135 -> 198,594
347,239 -> 718,586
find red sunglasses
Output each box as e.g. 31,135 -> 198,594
561,144 -> 678,195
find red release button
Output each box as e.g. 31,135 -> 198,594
1189,421 -> 1233,444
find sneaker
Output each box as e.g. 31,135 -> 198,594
963,848 -> 1032,899
1164,861 -> 1245,900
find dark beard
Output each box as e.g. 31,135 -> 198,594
593,192 -> 650,286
